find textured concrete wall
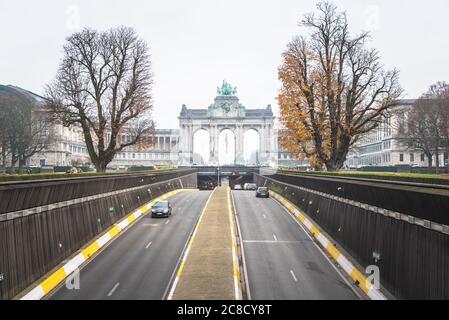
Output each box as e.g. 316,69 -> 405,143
0,172 -> 197,300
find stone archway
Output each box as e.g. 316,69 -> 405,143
243,128 -> 260,165
178,82 -> 277,166
193,129 -> 210,165
218,128 -> 236,166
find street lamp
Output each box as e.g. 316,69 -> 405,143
216,165 -> 221,187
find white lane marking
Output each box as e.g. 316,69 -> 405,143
273,233 -> 278,241
272,197 -> 364,300
165,219 -> 170,225
142,223 -> 160,227
263,214 -> 267,219
232,190 -> 252,300
290,270 -> 298,282
145,241 -> 153,249
107,283 -> 120,297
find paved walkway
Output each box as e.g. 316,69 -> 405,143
171,187 -> 235,300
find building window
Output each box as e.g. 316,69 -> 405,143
400,153 -> 404,162
421,153 -> 425,162
410,153 -> 414,162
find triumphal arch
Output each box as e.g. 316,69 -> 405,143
178,81 -> 278,166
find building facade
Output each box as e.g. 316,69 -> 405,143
345,99 -> 449,169
3,84 -> 301,168
178,84 -> 278,166
1,84 -> 315,169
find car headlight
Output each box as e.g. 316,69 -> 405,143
163,209 -> 169,213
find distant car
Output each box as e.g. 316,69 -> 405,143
246,183 -> 257,191
151,201 -> 172,218
256,187 -> 269,198
66,167 -> 82,174
243,183 -> 249,190
234,184 -> 242,190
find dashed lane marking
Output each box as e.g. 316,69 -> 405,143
290,270 -> 298,282
107,283 -> 120,297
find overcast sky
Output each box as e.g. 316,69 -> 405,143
1,0 -> 448,128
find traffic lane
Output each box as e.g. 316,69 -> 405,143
233,190 -> 358,300
51,190 -> 212,300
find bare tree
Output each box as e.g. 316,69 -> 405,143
0,89 -> 9,170
45,26 -> 154,172
0,86 -> 52,170
404,82 -> 449,172
278,1 -> 402,171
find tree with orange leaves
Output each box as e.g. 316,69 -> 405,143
278,1 -> 402,171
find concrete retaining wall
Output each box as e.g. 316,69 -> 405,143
0,172 -> 197,300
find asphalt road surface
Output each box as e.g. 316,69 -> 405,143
233,190 -> 360,300
51,190 -> 212,300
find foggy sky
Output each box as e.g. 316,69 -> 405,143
1,0 -> 448,128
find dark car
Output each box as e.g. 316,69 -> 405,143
151,201 -> 172,218
256,187 -> 269,198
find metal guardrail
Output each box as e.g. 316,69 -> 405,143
0,172 -> 197,300
278,170 -> 449,190
0,169 -> 195,215
255,173 -> 449,300
270,171 -> 449,226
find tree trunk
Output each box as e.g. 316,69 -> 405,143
18,155 -> 24,171
1,142 -> 5,172
435,150 -> 440,174
325,161 -> 339,172
427,153 -> 433,169
94,160 -> 108,173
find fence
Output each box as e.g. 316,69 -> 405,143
271,172 -> 449,226
255,173 -> 449,300
0,169 -> 195,215
0,171 -> 197,300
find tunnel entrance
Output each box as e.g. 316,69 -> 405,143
195,166 -> 260,191
198,175 -> 219,190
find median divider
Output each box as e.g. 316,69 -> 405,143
168,187 -> 239,300
20,189 -> 195,300
270,190 -> 386,300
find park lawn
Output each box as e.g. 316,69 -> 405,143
0,168 -> 176,183
282,170 -> 449,185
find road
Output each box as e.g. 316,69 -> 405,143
233,190 -> 359,300
51,190 -> 212,300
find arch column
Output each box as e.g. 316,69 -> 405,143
179,124 -> 189,165
259,124 -> 266,164
209,125 -> 219,165
235,125 -> 244,165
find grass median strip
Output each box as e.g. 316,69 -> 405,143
169,187 -> 238,300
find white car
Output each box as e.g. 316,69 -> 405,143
234,184 -> 242,190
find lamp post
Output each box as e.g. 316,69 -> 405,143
217,166 -> 220,187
